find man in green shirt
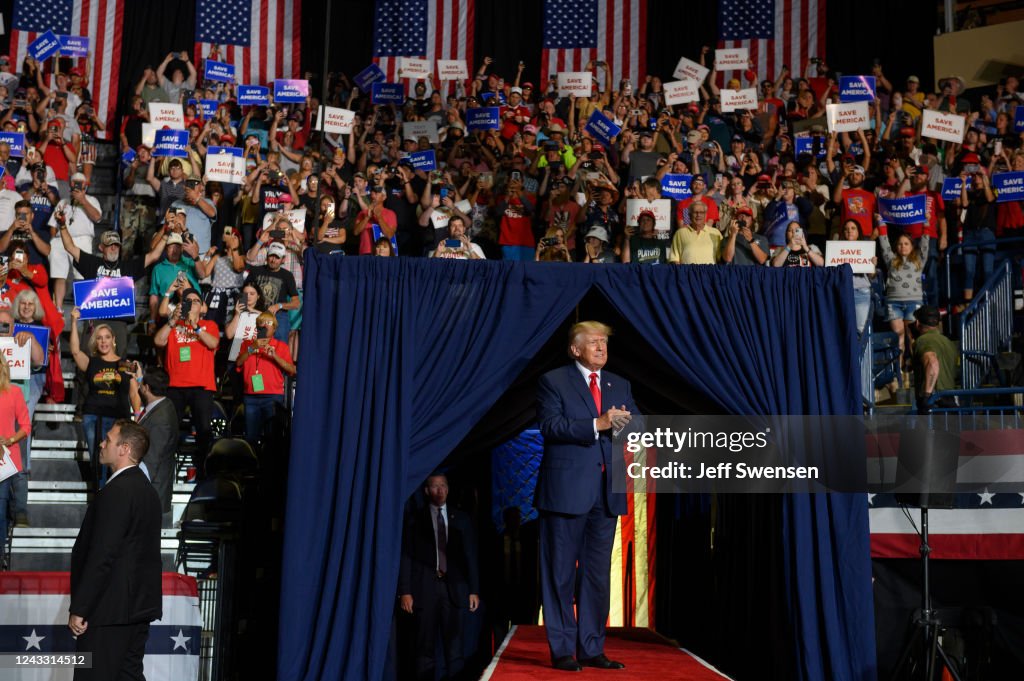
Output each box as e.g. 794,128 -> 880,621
911,306 -> 958,412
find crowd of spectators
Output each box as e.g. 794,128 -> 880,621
1,43 -> 1023,532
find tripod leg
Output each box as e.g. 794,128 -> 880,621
934,640 -> 964,681
889,625 -> 923,681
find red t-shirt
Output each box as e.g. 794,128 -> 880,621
904,190 -> 944,240
677,196 -> 720,226
165,319 -> 219,391
239,338 -> 293,396
498,197 -> 535,247
357,207 -> 399,255
840,188 -> 877,237
41,143 -> 72,182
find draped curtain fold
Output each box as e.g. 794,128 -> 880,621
279,255 -> 876,681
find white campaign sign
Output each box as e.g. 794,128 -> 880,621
148,103 -> 184,129
921,109 -> 966,144
403,120 -> 439,144
826,101 -> 870,133
205,152 -> 245,185
228,311 -> 259,361
715,48 -> 749,71
825,240 -> 877,274
437,59 -> 468,80
664,80 -> 700,106
0,337 -> 31,380
398,57 -> 431,79
319,106 -> 355,134
720,88 -> 758,113
626,199 -> 672,232
557,72 -> 593,97
262,207 -> 308,233
673,56 -> 709,83
141,123 -> 157,148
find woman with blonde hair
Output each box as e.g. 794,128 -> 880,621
69,308 -> 132,487
0,358 -> 31,541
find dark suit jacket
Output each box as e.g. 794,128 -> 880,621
139,398 -> 179,514
398,505 -> 479,608
534,364 -> 639,516
71,466 -> 163,626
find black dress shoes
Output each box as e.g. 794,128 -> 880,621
552,655 -> 582,671
579,654 -> 625,669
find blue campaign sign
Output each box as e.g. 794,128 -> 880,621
121,149 -> 137,166
0,132 -> 27,157
1015,107 -> 1024,133
408,150 -> 437,172
354,63 -> 386,91
583,110 -> 622,146
28,31 -> 62,62
59,35 -> 90,57
238,85 -> 269,106
838,76 -> 876,103
13,324 -> 50,366
992,171 -> 1024,203
480,91 -> 506,105
878,195 -> 927,225
660,174 -> 692,200
795,136 -> 826,158
370,224 -> 397,253
198,99 -> 219,120
273,79 -> 309,103
466,107 -> 500,131
204,60 -> 235,83
208,145 -> 242,158
153,129 -> 190,158
941,177 -> 962,202
73,277 -> 136,321
371,82 -> 405,105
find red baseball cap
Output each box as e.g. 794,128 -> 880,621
736,206 -> 754,216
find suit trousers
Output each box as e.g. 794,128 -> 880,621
539,493 -> 617,661
415,575 -> 464,681
74,622 -> 149,681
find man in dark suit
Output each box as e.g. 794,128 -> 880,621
129,366 -> 179,517
535,321 -> 638,671
399,473 -> 480,681
69,419 -> 163,681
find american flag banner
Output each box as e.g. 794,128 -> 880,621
541,0 -> 647,93
717,0 -> 826,84
0,572 -> 202,681
372,0 -> 475,85
8,0 -> 123,141
194,0 -> 302,87
867,427 -> 1024,560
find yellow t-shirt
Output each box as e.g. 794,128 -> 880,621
669,226 -> 722,265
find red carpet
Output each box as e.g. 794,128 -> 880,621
481,626 -> 733,681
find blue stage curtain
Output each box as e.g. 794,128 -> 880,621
278,255 -> 594,681
279,255 -> 876,681
595,265 -> 876,681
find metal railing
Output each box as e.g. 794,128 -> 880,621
959,260 -> 1014,389
943,235 -> 1024,333
860,305 -> 874,413
924,387 -> 1024,421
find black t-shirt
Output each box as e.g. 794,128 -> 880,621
244,266 -> 298,307
258,184 -> 290,228
628,236 -> 669,265
83,356 -> 131,418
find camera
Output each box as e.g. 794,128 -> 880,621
71,181 -> 85,192
256,325 -> 271,340
540,236 -> 559,247
0,321 -> 10,335
270,229 -> 287,240
179,298 -> 193,319
510,171 -> 522,183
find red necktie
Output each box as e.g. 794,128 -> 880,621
589,372 -> 601,413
